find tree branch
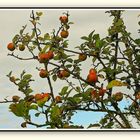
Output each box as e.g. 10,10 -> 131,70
27,121 -> 47,128
8,53 -> 36,61
31,10 -> 42,51
0,100 -> 13,103
44,64 -> 55,102
48,61 -> 100,89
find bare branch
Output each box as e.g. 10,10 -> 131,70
0,100 -> 13,103
8,53 -> 36,61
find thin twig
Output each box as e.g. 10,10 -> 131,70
44,64 -> 55,102
27,121 -> 47,128
8,53 -> 36,61
31,10 -> 42,51
0,100 -> 13,103
48,61 -> 100,89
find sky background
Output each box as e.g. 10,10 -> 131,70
0,10 -> 139,129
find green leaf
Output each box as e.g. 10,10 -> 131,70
73,93 -> 82,98
68,22 -> 74,24
18,81 -> 27,89
85,88 -> 93,94
95,40 -> 100,48
123,48 -> 133,57
93,34 -> 100,40
53,54 -> 61,60
102,46 -> 111,54
65,64 -> 72,68
105,122 -> 114,128
100,117 -> 107,125
23,74 -> 32,80
81,93 -> 91,101
29,105 -> 38,110
9,100 -> 29,118
95,39 -> 104,49
66,58 -> 73,63
115,19 -> 123,26
50,105 -> 61,122
36,12 -> 43,16
67,97 -> 77,105
7,71 -> 12,77
63,40 -> 68,48
35,113 -> 40,117
19,25 -> 27,35
36,96 -> 49,108
30,30 -> 35,39
81,83 -> 88,88
89,30 -> 95,39
117,61 -> 125,65
75,86 -> 81,92
25,88 -> 33,95
20,70 -> 26,79
88,123 -> 100,128
36,100 -> 45,108
41,45 -> 51,53
12,34 -> 20,43
73,97 -> 81,104
81,36 -> 89,41
15,78 -> 20,81
61,52 -> 68,59
103,99 -> 110,105
135,39 -> 140,45
98,74 -> 105,79
38,36 -> 44,41
60,86 -> 69,96
9,104 -> 22,117
106,80 -> 128,89
44,33 -> 50,40
92,57 -> 97,63
136,55 -> 140,63
52,74 -> 57,81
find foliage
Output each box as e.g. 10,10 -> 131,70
3,10 -> 140,129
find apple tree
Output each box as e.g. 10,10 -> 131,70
2,10 -> 140,129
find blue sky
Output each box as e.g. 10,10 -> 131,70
0,10 -> 139,129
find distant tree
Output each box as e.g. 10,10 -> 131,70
2,10 -> 140,129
